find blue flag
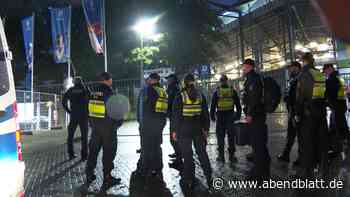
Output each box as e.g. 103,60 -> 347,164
82,0 -> 104,54
49,7 -> 71,63
21,16 -> 34,91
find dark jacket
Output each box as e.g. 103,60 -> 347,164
210,84 -> 241,120
242,70 -> 265,117
142,84 -> 167,124
171,88 -> 210,138
88,83 -> 113,119
325,71 -> 345,108
167,83 -> 180,117
284,74 -> 298,112
62,84 -> 90,119
136,85 -> 148,124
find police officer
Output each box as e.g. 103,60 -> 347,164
62,76 -> 90,160
277,62 -> 301,166
210,74 -> 241,164
242,59 -> 271,182
166,74 -> 182,168
139,73 -> 168,180
85,72 -> 123,192
323,64 -> 348,156
172,74 -> 212,190
295,53 -> 328,178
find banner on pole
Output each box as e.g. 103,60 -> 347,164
82,0 -> 104,54
49,7 -> 71,63
21,16 -> 34,91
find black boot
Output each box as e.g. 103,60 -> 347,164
100,175 -> 121,192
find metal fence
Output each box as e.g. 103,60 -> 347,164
16,90 -> 65,132
32,68 -> 288,124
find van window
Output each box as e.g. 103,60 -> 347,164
0,51 -> 10,96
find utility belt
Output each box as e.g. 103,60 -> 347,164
183,116 -> 201,121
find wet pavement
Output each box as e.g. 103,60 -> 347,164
22,114 -> 350,197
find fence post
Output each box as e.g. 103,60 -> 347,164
48,102 -> 52,130
36,101 -> 40,130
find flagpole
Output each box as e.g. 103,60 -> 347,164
31,13 -> 34,104
31,13 -> 35,132
68,6 -> 72,80
102,0 -> 108,72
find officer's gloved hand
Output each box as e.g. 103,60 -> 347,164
172,132 -> 177,141
293,115 -> 301,127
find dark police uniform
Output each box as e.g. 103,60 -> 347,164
172,88 -> 212,188
86,83 -> 123,182
243,69 -> 271,181
167,81 -> 181,161
279,74 -> 301,162
210,85 -> 241,162
295,65 -> 328,178
62,83 -> 90,159
136,84 -> 148,171
139,84 -> 168,176
325,71 -> 348,154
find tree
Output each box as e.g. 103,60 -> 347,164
125,0 -> 229,74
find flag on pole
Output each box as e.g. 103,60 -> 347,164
49,6 -> 71,63
21,16 -> 34,91
82,0 -> 104,54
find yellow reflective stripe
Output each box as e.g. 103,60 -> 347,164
310,69 -> 326,99
217,87 -> 234,111
181,92 -> 202,116
88,99 -> 106,118
153,86 -> 168,113
338,77 -> 346,99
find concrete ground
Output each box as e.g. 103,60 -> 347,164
22,114 -> 350,197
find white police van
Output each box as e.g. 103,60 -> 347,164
0,17 -> 25,197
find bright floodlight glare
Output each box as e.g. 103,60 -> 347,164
133,18 -> 157,37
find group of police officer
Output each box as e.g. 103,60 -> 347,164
278,52 -> 349,180
62,52 -> 350,193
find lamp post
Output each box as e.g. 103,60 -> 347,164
132,18 -> 157,87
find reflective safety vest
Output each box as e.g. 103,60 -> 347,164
153,86 -> 168,113
181,91 -> 202,117
217,87 -> 234,111
88,92 -> 106,118
310,68 -> 326,99
337,76 -> 346,100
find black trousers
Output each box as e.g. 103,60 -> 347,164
179,134 -> 212,182
170,121 -> 182,160
299,103 -> 328,177
216,113 -> 235,157
281,112 -> 300,159
140,119 -> 166,175
67,117 -> 88,158
249,115 -> 271,180
86,118 -> 121,179
329,103 -> 348,153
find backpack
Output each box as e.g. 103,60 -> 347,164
261,76 -> 282,113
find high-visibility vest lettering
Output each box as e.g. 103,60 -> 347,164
310,68 -> 326,99
337,77 -> 346,100
153,86 -> 168,113
217,87 -> 234,111
88,100 -> 106,118
182,91 -> 202,117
